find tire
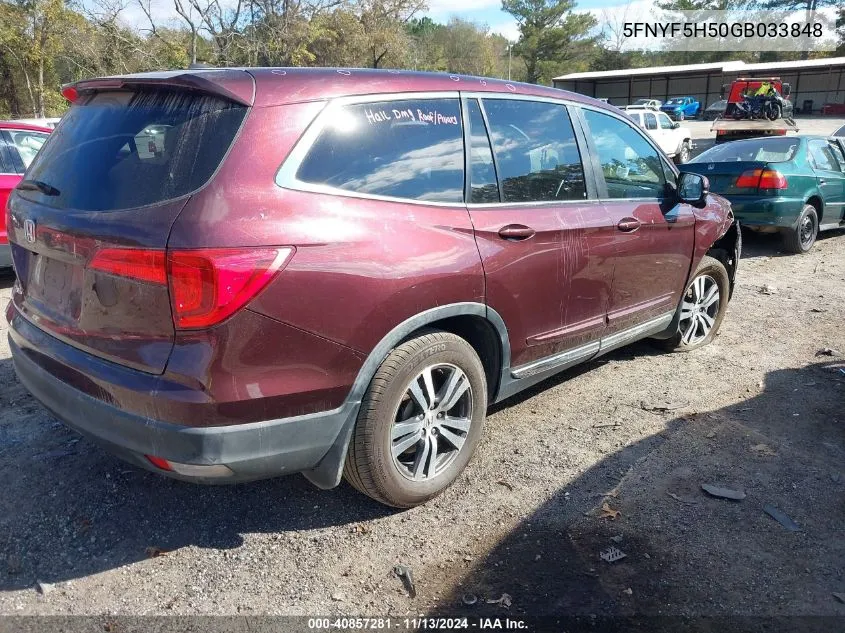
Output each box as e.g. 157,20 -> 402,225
677,111 -> 685,121
782,204 -> 818,254
767,103 -> 781,121
675,140 -> 691,165
654,255 -> 730,352
343,329 -> 487,508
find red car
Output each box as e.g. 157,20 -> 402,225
6,69 -> 739,507
0,121 -> 51,268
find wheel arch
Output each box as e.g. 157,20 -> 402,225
707,220 -> 741,299
302,303 -> 511,490
805,195 -> 823,224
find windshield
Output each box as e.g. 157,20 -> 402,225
691,137 -> 799,163
633,99 -> 649,105
666,99 -> 683,105
22,89 -> 246,211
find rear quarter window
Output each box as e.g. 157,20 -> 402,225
21,90 -> 246,211
293,98 -> 465,203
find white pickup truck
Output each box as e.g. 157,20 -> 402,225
626,109 -> 694,164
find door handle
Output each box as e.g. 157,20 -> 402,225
818,178 -> 826,185
498,224 -> 536,241
617,217 -> 641,232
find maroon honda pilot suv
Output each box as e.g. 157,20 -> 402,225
6,68 -> 739,507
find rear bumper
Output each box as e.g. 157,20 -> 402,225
721,196 -> 803,229
9,317 -> 353,485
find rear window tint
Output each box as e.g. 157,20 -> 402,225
692,138 -> 799,163
294,98 -> 465,203
22,90 -> 245,211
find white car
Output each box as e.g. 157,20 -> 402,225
624,99 -> 662,111
626,109 -> 694,164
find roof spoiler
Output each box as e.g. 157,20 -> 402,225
61,70 -> 255,107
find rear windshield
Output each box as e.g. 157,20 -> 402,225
692,137 -> 799,163
22,90 -> 246,211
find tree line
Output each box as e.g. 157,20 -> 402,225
1,0 -> 843,118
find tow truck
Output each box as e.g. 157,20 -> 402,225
711,77 -> 798,144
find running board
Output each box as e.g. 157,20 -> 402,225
594,312 -> 675,358
510,312 -> 675,380
510,341 -> 600,380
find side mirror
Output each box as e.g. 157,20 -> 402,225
672,122 -> 680,129
782,83 -> 791,97
678,172 -> 709,205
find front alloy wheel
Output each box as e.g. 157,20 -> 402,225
678,274 -> 720,346
653,255 -> 730,352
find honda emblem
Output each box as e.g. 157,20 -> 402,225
23,218 -> 35,244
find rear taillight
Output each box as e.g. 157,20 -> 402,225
759,169 -> 787,190
90,248 -> 167,284
735,168 -> 787,190
89,246 -> 293,329
61,86 -> 78,103
735,169 -> 762,188
167,248 -> 292,329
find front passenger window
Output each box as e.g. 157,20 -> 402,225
583,109 -> 665,199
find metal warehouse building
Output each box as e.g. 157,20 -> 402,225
553,57 -> 845,114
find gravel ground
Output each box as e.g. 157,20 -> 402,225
0,229 -> 843,620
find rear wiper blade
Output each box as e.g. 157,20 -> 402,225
17,179 -> 60,196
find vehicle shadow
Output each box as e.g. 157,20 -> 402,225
426,360 -> 845,621
0,340 -> 676,591
739,226 -> 845,260
2,353 -> 843,623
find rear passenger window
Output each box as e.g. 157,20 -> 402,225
583,109 -> 665,199
7,129 -> 49,169
481,99 -> 586,202
829,143 -> 845,171
467,100 -> 499,203
808,140 -> 838,172
644,113 -> 657,130
0,132 -> 18,174
296,99 -> 464,203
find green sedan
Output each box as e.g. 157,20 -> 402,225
681,136 -> 845,253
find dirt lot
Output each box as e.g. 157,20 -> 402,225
0,228 -> 844,623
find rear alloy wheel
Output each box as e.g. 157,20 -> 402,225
343,330 -> 487,508
654,255 -> 729,352
677,111 -> 685,121
782,204 -> 818,254
675,140 -> 691,165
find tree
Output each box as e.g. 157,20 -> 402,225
501,0 -> 597,85
359,0 -> 425,68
